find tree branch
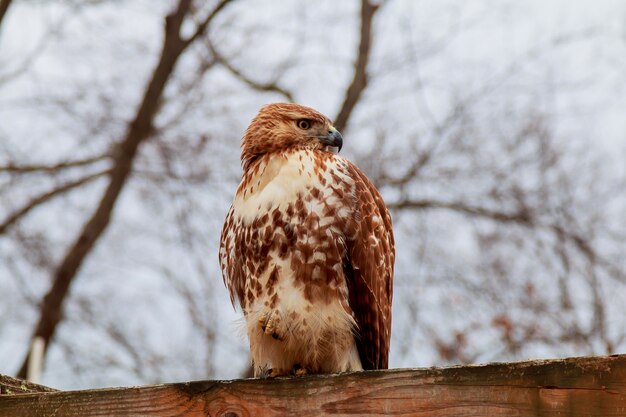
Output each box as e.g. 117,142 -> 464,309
16,0 -> 235,379
0,155 -> 108,174
0,0 -> 12,31
388,198 -> 533,225
333,0 -> 379,131
205,39 -> 294,102
0,170 -> 109,235
0,1 -> 71,87
392,197 -> 620,348
182,0 -> 234,47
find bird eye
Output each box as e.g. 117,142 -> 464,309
297,120 -> 312,130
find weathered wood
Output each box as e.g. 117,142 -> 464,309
1,355 -> 625,416
0,374 -> 56,395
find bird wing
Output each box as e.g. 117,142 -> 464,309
343,161 -> 395,369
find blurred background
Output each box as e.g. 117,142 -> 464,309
1,0 -> 625,389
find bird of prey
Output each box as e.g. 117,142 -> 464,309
219,103 -> 394,377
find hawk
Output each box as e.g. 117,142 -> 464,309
219,103 -> 394,377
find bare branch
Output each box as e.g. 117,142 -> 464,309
388,198 -> 533,225
0,2 -> 71,87
0,0 -> 11,31
0,155 -> 108,174
166,0 -> 192,39
333,0 -> 380,131
182,0 -> 235,47
205,38 -> 294,102
157,55 -> 219,131
16,0 -> 234,379
0,170 -> 109,235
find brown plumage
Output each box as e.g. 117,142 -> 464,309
219,103 -> 394,376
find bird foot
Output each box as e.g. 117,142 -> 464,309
258,309 -> 284,340
258,367 -> 290,378
258,365 -> 310,378
292,364 -> 309,377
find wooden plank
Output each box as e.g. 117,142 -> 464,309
1,355 -> 625,416
0,374 -> 56,395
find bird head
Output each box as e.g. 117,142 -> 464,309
241,103 -> 343,171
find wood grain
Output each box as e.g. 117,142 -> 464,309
1,355 -> 625,416
0,374 -> 57,395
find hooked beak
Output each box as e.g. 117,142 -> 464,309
320,126 -> 343,152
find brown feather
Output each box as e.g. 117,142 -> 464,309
344,162 -> 394,369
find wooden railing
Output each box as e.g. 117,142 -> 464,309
1,354 -> 625,416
